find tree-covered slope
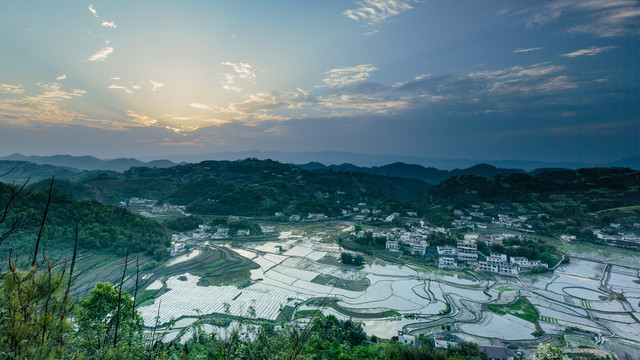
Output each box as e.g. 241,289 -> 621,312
0,181 -> 170,258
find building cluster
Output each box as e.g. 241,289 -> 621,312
379,226 -> 446,256
592,227 -> 640,248
450,207 -> 535,233
121,197 -> 188,217
433,238 -> 546,275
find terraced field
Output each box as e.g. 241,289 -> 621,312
133,225 -> 640,357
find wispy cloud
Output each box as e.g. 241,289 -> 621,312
190,103 -> 213,110
226,90 -> 315,116
149,80 -> 164,91
343,0 -> 416,25
88,47 -> 114,62
323,64 -> 377,87
125,110 -> 158,126
56,74 -> 67,80
513,47 -> 543,53
88,5 -> 99,19
108,84 -> 133,94
561,45 -> 616,57
523,0 -> 640,37
0,83 -> 86,126
101,21 -> 117,29
0,84 -> 26,94
220,61 -> 255,93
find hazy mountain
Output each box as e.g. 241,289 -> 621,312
142,150 -> 640,171
0,160 -> 80,184
0,153 -> 177,172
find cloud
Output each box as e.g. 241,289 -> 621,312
0,84 -> 26,94
522,0 -> 640,37
56,74 -> 67,80
220,61 -> 256,93
190,103 -> 213,110
323,64 -> 377,87
561,46 -> 616,57
221,62 -> 255,79
108,84 -> 133,94
88,5 -> 99,19
0,83 -> 86,126
343,0 -> 416,25
226,90 -> 317,115
322,94 -> 413,114
88,47 -> 114,62
125,110 -> 158,127
149,80 -> 164,91
513,47 -> 543,53
101,21 -> 117,29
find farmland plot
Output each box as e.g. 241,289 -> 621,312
460,313 -> 536,340
138,273 -> 296,326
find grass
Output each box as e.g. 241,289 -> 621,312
494,285 -> 513,292
136,289 -> 160,307
199,262 -> 258,286
540,316 -> 558,324
276,306 -> 296,322
439,302 -> 451,315
565,335 -> 595,347
408,264 -> 434,273
294,310 -> 320,319
487,297 -> 539,324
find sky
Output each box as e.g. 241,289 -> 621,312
0,0 -> 639,163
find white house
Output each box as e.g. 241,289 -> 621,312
397,331 -> 416,345
437,246 -> 457,256
488,253 -> 508,262
170,242 -> 186,254
510,257 -> 547,269
409,240 -> 428,255
386,240 -> 400,252
237,229 -> 250,236
457,239 -> 478,262
439,257 -> 457,269
478,261 -> 519,275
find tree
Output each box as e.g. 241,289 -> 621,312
0,264 -> 74,360
532,343 -> 569,360
73,282 -> 144,358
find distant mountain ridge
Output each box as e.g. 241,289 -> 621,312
296,162 -> 526,184
142,150 -> 640,171
0,153 -> 177,172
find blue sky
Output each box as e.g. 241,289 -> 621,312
0,0 -> 639,162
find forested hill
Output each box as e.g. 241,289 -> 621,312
0,181 -> 170,258
297,161 -> 526,184
21,159 -> 430,217
86,159 -> 431,216
414,167 -> 640,221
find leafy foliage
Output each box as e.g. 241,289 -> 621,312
341,252 -> 365,266
0,182 -> 170,258
165,215 -> 204,232
0,264 -> 74,360
72,282 -> 144,358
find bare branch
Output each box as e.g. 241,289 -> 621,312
113,250 -> 129,346
33,176 -> 54,266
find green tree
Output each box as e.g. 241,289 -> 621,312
73,282 -> 144,358
0,265 -> 74,360
531,343 -> 569,360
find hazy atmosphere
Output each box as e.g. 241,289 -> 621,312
1,0 -> 639,162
